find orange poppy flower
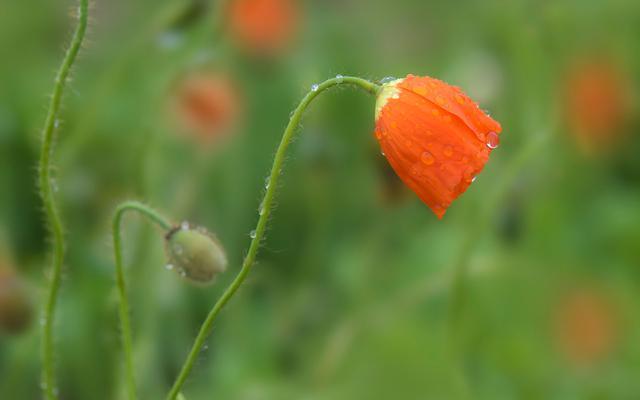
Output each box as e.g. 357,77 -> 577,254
374,74 -> 502,218
172,72 -> 241,145
228,0 -> 299,55
554,288 -> 617,366
0,261 -> 33,335
564,60 -> 630,150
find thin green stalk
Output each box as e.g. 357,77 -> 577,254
38,1 -> 88,398
112,201 -> 173,400
166,76 -> 380,400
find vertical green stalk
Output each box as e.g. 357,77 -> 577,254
166,76 -> 380,400
38,1 -> 88,398
112,201 -> 173,400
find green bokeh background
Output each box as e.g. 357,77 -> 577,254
1,0 -> 639,398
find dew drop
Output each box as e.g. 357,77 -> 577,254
178,268 -> 187,277
380,76 -> 397,84
264,177 -> 271,189
420,151 -> 435,166
249,230 -> 257,239
435,96 -> 446,105
443,145 -> 454,157
165,264 -> 174,271
486,131 -> 500,149
310,84 -> 319,92
472,176 -> 477,183
455,94 -> 465,104
335,74 -> 344,80
54,119 -> 60,129
180,221 -> 190,230
374,131 -> 382,140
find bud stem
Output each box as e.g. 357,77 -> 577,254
38,1 -> 88,399
166,76 -> 381,399
112,201 -> 172,400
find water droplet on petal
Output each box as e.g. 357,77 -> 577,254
486,131 -> 500,149
443,146 -> 454,157
420,151 -> 435,166
472,176 -> 477,183
249,230 -> 257,239
311,84 -> 319,92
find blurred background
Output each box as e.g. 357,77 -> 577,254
1,0 -> 639,398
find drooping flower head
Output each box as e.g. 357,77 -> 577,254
228,0 -> 299,56
171,71 -> 241,146
374,74 -> 502,218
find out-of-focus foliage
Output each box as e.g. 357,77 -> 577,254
1,0 -> 639,398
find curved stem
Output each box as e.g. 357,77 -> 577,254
38,1 -> 88,398
113,201 -> 172,400
166,76 -> 380,399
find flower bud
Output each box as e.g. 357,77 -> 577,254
165,224 -> 228,284
0,267 -> 33,335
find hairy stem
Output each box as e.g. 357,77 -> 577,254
166,76 -> 380,399
112,201 -> 172,400
38,1 -> 88,398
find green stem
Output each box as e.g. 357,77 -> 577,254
38,1 -> 88,398
112,201 -> 172,400
166,76 -> 380,400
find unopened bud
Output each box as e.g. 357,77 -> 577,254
165,224 -> 227,284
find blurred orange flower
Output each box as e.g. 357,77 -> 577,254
228,0 -> 299,55
554,288 -> 617,366
0,261 -> 33,335
171,72 -> 241,145
374,74 -> 502,218
564,60 -> 631,150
